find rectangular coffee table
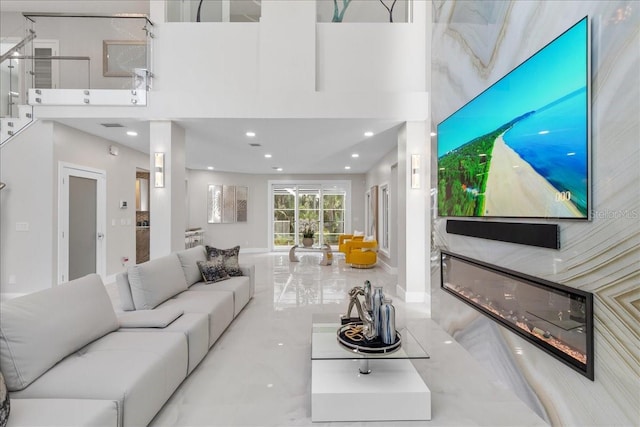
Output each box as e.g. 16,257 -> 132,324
311,313 -> 431,422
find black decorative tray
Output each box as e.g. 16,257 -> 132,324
336,322 -> 402,354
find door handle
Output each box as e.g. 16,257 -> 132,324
97,232 -> 105,240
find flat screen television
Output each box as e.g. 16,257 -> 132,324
437,17 -> 591,219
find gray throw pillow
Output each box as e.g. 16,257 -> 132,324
197,259 -> 230,283
205,245 -> 242,276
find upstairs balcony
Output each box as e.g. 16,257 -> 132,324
1,0 -> 428,143
0,13 -> 153,144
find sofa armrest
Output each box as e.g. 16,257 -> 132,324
118,308 -> 184,328
239,264 -> 255,298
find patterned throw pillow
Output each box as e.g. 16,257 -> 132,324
0,371 -> 9,427
197,259 -> 230,284
205,245 -> 242,277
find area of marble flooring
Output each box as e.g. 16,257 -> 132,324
146,252 -> 548,427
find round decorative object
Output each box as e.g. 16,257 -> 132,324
0,371 -> 9,427
302,237 -> 314,247
336,322 -> 401,354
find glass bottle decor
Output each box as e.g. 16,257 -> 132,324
372,286 -> 384,338
380,298 -> 396,345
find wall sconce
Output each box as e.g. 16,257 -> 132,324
154,152 -> 165,188
411,154 -> 421,189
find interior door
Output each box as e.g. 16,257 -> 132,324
59,164 -> 106,283
33,39 -> 60,89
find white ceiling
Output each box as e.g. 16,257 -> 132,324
54,118 -> 402,175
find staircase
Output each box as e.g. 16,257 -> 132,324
0,104 -> 34,146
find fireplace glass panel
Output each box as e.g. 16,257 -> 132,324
441,251 -> 593,380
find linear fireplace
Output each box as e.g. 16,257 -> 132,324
440,251 -> 594,380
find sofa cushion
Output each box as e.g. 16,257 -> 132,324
9,332 -> 187,427
127,255 -> 188,310
119,313 -> 209,375
205,245 -> 242,276
189,276 -> 251,318
116,272 -> 135,312
158,291 -> 234,347
197,259 -> 230,283
0,274 -> 119,392
176,246 -> 207,286
7,399 -> 118,427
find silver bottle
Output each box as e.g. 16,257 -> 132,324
363,280 -> 372,312
372,286 -> 384,338
380,298 -> 396,345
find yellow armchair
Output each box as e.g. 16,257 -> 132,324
345,239 -> 377,268
338,234 -> 363,255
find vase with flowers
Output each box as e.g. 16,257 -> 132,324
300,220 -> 317,247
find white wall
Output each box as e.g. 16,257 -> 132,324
1,120 -> 147,295
316,23 -> 426,92
144,1 -> 428,120
0,121 -> 55,295
187,169 -> 367,251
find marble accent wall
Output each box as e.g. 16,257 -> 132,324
430,1 -> 639,425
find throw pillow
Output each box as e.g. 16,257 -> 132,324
197,259 -> 230,283
353,230 -> 364,236
0,371 -> 9,427
364,235 -> 375,242
205,245 -> 242,276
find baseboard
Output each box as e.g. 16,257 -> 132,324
395,285 -> 426,303
377,259 -> 397,275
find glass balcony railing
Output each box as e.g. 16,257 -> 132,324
317,0 -> 413,23
167,0 -> 262,23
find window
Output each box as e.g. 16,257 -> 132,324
270,181 -> 350,250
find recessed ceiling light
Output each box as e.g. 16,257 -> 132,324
351,153 -> 359,158
126,130 -> 138,136
207,166 -> 214,170
264,154 -> 272,158
276,167 -> 283,172
246,131 -> 256,137
345,166 -> 351,170
364,131 -> 374,137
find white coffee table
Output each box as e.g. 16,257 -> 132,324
311,313 -> 431,422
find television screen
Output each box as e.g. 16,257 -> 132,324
437,17 -> 590,219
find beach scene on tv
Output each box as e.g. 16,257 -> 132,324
437,18 -> 589,219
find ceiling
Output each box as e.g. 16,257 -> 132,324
54,118 -> 403,175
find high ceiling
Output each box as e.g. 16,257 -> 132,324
54,118 -> 402,175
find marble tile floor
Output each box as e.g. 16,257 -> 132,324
137,252 -> 548,427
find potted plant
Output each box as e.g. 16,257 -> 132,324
300,220 -> 317,247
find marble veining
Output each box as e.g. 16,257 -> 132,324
431,1 -> 640,426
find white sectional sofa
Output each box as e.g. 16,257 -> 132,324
0,245 -> 254,427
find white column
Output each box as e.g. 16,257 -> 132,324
396,121 -> 429,308
149,121 -> 187,259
